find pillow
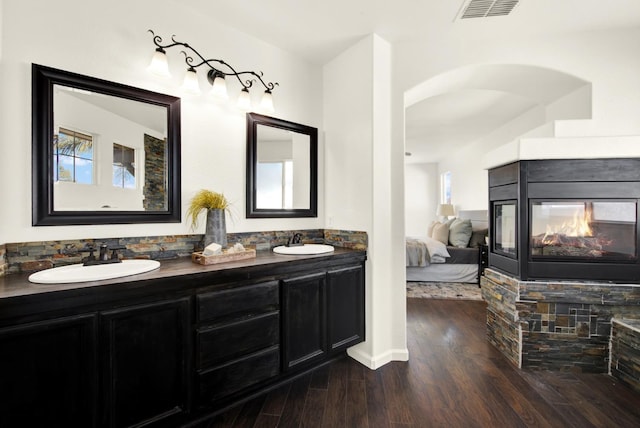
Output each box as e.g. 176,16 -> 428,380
427,220 -> 440,238
423,236 -> 450,263
448,218 -> 473,248
469,228 -> 489,248
431,222 -> 450,245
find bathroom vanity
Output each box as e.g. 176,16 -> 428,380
0,248 -> 366,428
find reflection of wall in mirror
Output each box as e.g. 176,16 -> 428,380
53,88 -> 165,211
291,133 -> 310,208
257,139 -> 293,209
256,134 -> 310,209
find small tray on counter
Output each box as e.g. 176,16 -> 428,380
191,248 -> 256,265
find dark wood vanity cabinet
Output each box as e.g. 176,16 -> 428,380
196,281 -> 281,405
100,298 -> 191,428
327,265 -> 365,352
0,313 -> 98,428
282,264 -> 366,371
0,297 -> 190,428
0,250 -> 366,427
282,272 -> 328,370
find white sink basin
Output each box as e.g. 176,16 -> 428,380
273,244 -> 335,255
28,259 -> 161,284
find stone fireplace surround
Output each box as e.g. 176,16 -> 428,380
482,268 -> 640,373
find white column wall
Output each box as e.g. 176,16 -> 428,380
324,34 -> 408,369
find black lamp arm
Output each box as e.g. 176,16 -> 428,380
149,29 -> 278,92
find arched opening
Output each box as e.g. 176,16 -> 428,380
404,63 -> 591,238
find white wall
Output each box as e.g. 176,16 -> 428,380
0,0 -> 3,61
398,27 -> 640,138
400,26 -> 640,230
0,0 -> 323,244
324,34 -> 407,368
404,162 -> 438,236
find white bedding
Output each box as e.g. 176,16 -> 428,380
405,236 -> 450,266
405,210 -> 487,284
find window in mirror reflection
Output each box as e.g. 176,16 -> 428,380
113,143 -> 136,189
52,83 -> 169,212
255,124 -> 310,210
54,127 -> 94,184
257,161 -> 294,209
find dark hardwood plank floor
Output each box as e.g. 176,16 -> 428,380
204,298 -> 640,427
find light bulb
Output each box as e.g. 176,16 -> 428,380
211,74 -> 228,100
148,48 -> 170,78
237,88 -> 252,110
182,67 -> 200,94
260,90 -> 274,113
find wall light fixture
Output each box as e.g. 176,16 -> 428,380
148,30 -> 279,112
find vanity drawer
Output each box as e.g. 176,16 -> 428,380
198,346 -> 280,402
197,311 -> 280,369
197,280 -> 279,323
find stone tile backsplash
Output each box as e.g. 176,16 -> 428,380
0,244 -> 6,277
1,229 -> 367,276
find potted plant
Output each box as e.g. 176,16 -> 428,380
187,189 -> 229,248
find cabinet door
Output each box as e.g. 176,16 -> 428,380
101,298 -> 190,428
282,272 -> 327,370
0,314 -> 98,428
327,264 -> 365,352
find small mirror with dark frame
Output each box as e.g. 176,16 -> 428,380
32,64 -> 181,225
246,113 -> 318,218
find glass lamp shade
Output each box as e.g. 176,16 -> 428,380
210,75 -> 228,100
237,88 -> 252,110
148,48 -> 170,78
260,90 -> 274,113
182,68 -> 200,94
436,203 -> 455,217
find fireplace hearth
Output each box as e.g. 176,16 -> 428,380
488,158 -> 640,283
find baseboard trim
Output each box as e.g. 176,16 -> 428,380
347,346 -> 409,370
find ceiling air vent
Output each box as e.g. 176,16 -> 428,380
458,0 -> 520,19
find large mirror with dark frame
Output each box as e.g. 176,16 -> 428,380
246,113 -> 318,218
32,64 -> 181,225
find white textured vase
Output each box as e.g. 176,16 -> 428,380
204,209 -> 227,248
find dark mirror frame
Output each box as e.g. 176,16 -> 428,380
246,113 -> 318,218
32,64 -> 181,226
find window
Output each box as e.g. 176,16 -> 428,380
256,161 -> 293,209
440,171 -> 451,204
53,128 -> 93,184
113,143 -> 136,189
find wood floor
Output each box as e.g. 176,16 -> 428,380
205,298 -> 640,427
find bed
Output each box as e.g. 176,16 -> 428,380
406,210 -> 488,284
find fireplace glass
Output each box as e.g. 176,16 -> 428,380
494,201 -> 517,257
530,201 -> 637,260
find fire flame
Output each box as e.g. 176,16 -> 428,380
541,208 -> 593,245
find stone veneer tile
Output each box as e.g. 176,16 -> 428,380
610,319 -> 640,392
0,244 -> 6,277
484,268 -> 640,373
1,229 -> 368,276
323,229 -> 368,250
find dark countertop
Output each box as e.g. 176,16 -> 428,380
0,248 -> 367,300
